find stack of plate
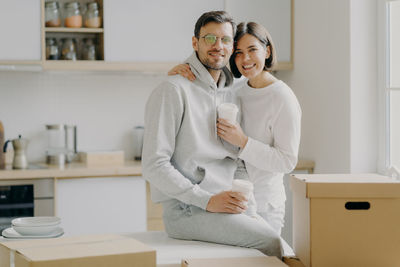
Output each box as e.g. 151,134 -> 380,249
1,217 -> 64,239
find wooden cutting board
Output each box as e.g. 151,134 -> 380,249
0,121 -> 5,169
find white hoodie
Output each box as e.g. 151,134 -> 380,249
142,52 -> 245,210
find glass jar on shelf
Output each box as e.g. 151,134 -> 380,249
64,2 -> 82,28
45,1 -> 61,27
46,38 -> 60,60
84,2 -> 101,28
61,38 -> 77,60
82,38 -> 97,60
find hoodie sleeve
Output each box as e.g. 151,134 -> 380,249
142,82 -> 212,210
238,93 -> 301,173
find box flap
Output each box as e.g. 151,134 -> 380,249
1,234 -> 155,262
0,234 -> 121,250
19,238 -> 153,261
283,256 -> 306,267
291,173 -> 400,198
181,256 -> 286,267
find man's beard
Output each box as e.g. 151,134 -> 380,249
203,59 -> 225,70
197,51 -> 227,70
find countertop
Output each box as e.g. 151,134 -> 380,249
0,159 -> 314,180
0,160 -> 143,180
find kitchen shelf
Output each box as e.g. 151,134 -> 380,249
42,61 -> 178,72
42,0 -> 104,63
45,27 -> 104,33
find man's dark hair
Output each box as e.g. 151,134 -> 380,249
194,11 -> 236,39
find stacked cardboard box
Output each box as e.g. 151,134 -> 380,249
290,173 -> 400,267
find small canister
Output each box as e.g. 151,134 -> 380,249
84,2 -> 101,28
64,2 -> 82,28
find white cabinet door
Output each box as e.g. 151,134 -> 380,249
0,0 -> 41,60
225,0 -> 292,63
104,0 -> 224,62
56,176 -> 146,235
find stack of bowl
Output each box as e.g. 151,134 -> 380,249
11,216 -> 62,237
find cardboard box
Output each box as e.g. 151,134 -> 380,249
0,234 -> 155,267
79,150 -> 125,166
290,173 -> 400,267
283,256 -> 306,267
181,256 -> 286,267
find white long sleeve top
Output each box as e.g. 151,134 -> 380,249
237,80 -> 301,211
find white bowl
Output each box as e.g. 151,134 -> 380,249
12,224 -> 59,236
12,217 -> 61,227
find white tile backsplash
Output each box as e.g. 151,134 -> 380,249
0,71 -> 166,162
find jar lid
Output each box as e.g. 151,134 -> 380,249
65,2 -> 80,9
46,124 -> 64,130
46,38 -> 57,45
87,2 -> 99,9
45,1 -> 59,8
83,38 -> 95,45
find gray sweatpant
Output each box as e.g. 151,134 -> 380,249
162,199 -> 283,258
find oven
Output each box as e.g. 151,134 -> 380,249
0,179 -> 54,233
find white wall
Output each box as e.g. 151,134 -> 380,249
350,0 -> 378,172
277,0 -> 378,245
277,0 -> 352,173
0,71 -> 165,162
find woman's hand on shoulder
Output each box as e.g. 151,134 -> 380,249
167,64 -> 196,81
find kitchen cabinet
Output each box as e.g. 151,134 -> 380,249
55,176 -> 146,235
0,0 -> 293,71
146,181 -> 164,231
0,0 -> 41,62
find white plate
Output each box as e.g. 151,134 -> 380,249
12,217 -> 61,227
13,224 -> 59,236
1,227 -> 64,239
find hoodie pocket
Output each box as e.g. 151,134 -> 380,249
194,166 -> 206,183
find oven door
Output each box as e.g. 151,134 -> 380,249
0,178 -> 54,234
0,184 -> 34,232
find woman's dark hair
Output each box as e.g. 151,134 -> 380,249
230,22 -> 277,78
194,11 -> 236,39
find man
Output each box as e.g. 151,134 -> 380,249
142,11 -> 282,258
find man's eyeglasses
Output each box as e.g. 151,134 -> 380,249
200,34 -> 233,46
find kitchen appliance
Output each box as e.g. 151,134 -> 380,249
46,124 -> 77,165
133,126 -> 144,160
0,179 -> 54,234
3,135 -> 29,169
0,121 -> 5,169
0,185 -> 33,233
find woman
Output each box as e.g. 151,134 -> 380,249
169,22 -> 301,235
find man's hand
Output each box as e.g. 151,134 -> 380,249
206,191 -> 248,213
